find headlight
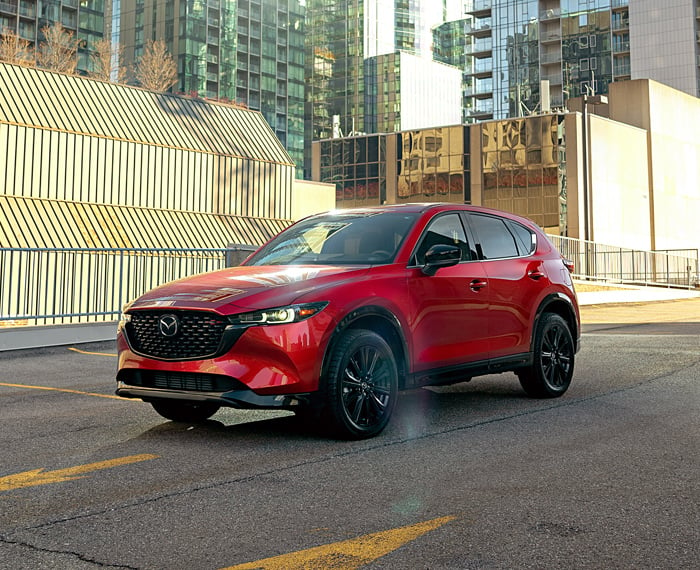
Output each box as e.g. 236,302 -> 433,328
228,302 -> 328,327
119,309 -> 132,324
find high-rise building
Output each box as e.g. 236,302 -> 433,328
116,0 -> 306,174
461,0 -> 700,122
433,17 -> 475,124
303,0 -> 464,177
0,0 -> 110,74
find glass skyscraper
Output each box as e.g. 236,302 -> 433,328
303,0 -> 465,177
461,0 -> 699,122
117,0 -> 306,174
0,0 -> 110,74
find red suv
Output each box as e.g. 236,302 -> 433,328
117,204 -> 580,439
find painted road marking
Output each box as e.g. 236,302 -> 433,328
0,381 -> 130,401
0,454 -> 159,492
222,515 -> 456,570
68,347 -> 117,357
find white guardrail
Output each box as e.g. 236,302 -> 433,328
0,240 -> 698,328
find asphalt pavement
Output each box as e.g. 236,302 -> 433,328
0,282 -> 698,569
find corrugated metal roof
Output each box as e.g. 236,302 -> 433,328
0,196 -> 292,249
0,63 -> 294,166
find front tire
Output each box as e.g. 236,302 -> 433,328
323,329 -> 398,439
150,399 -> 220,422
518,313 -> 575,398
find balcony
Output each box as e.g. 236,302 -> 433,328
466,39 -> 492,57
612,18 -> 629,31
465,19 -> 492,38
0,1 -> 18,14
540,31 -> 561,44
18,3 -> 35,17
464,81 -> 493,97
467,0 -> 492,18
468,104 -> 494,119
614,62 -> 630,77
540,51 -> 562,65
613,40 -> 630,53
541,73 -> 562,85
540,8 -> 561,21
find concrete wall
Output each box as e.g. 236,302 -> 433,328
646,82 -> 700,251
609,80 -> 700,251
588,115 -> 652,250
291,179 -> 336,221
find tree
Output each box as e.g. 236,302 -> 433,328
36,22 -> 79,74
88,38 -> 127,83
135,39 -> 177,92
0,28 -> 35,67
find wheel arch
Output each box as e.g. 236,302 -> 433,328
322,305 -> 410,389
533,293 -> 580,351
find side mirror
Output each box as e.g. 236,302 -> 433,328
421,244 -> 461,276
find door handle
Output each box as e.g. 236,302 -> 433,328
470,279 -> 488,292
528,270 -> 545,280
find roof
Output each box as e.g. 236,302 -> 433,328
0,196 -> 291,249
0,63 -> 294,166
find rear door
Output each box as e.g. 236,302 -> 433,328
465,213 -> 547,359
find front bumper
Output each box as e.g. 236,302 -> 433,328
116,311 -> 333,406
115,382 -> 310,410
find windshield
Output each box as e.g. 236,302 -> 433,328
245,212 -> 418,266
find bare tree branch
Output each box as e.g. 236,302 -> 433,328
88,38 -> 127,83
36,22 -> 79,74
135,39 -> 177,92
0,28 -> 35,66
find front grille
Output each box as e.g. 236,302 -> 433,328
125,310 -> 230,360
118,370 -> 245,392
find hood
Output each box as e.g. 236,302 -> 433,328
127,265 -> 369,313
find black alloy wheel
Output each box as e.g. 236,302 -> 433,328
150,399 -> 220,422
324,329 -> 398,439
518,312 -> 575,398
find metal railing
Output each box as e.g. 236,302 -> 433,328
549,236 -> 699,289
0,248 -> 227,327
1,239 -> 698,328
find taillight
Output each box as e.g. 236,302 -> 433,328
563,258 -> 575,273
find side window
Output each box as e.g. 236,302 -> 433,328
469,214 -> 519,259
507,220 -> 536,256
413,213 -> 471,265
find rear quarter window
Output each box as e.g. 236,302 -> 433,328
506,220 -> 536,256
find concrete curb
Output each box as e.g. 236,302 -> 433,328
0,322 -> 117,352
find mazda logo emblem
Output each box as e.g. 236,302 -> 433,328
158,314 -> 179,337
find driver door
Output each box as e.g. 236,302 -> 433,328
406,212 -> 490,373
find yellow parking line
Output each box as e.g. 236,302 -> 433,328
0,382 -> 132,401
0,454 -> 159,492
68,347 -> 117,357
222,515 -> 456,570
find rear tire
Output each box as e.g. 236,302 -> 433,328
150,400 -> 220,422
518,313 -> 575,398
323,329 -> 398,439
